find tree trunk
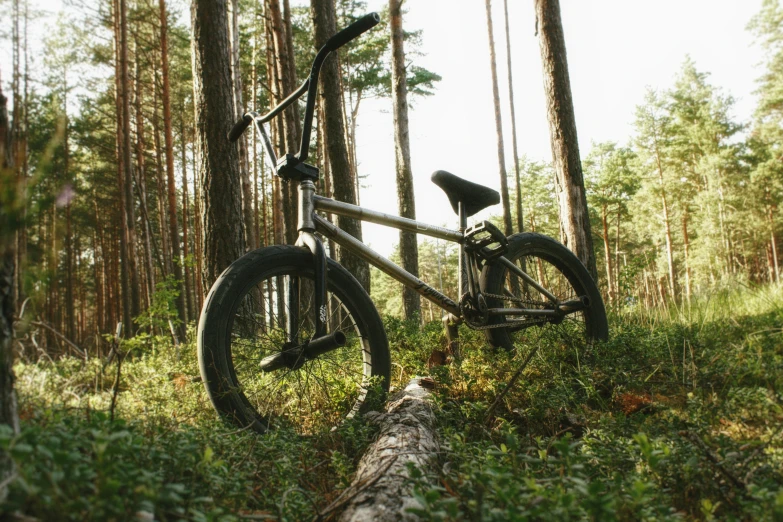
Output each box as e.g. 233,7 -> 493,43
119,0 -> 141,331
135,46 -> 156,309
229,0 -> 256,252
311,0 -> 370,291
336,379 -> 439,522
535,0 -> 597,280
1,75 -> 20,503
601,204 -> 614,303
655,147 -> 677,300
63,79 -> 75,343
192,0 -> 246,290
503,0 -> 523,233
113,0 -> 132,337
192,145 -> 204,310
682,212 -> 691,303
180,113 -> 194,320
152,81 -> 171,275
769,204 -> 780,283
390,0 -> 420,321
484,0 -> 513,236
159,0 -> 187,342
93,197 -> 106,335
269,0 -> 301,245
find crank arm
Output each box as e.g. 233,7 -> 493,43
260,330 -> 346,372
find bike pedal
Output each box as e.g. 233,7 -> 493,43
464,221 -> 508,262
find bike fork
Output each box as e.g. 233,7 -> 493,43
295,179 -> 328,339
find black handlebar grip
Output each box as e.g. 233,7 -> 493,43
324,12 -> 380,52
228,113 -> 253,142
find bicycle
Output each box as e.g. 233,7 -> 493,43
197,13 -> 608,434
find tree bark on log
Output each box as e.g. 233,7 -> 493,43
336,378 -> 439,522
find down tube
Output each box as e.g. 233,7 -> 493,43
313,214 -> 461,317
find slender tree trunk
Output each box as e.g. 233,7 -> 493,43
135,47 -> 155,309
229,0 -> 256,252
63,80 -> 75,342
484,0 -> 512,236
120,0 -> 141,331
93,196 -> 106,335
12,0 -> 27,310
180,113 -> 194,320
535,0 -> 597,280
682,212 -> 691,303
502,0 -> 523,233
252,29 -> 261,250
614,206 -> 621,300
653,144 -> 677,300
159,0 -> 187,341
113,0 -> 132,337
192,0 -> 246,290
76,235 -> 85,343
390,0 -> 420,320
0,73 -> 20,503
601,204 -> 613,303
265,2 -> 287,246
192,145 -> 204,309
270,0 -> 301,245
769,204 -> 780,284
152,82 -> 171,275
311,0 -> 370,291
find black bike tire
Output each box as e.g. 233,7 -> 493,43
197,245 -> 391,433
480,232 -> 609,349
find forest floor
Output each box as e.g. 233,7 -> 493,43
3,285 -> 783,521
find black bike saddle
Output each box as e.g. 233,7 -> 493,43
431,170 -> 500,217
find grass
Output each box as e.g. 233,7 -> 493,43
2,284 -> 782,520
409,284 -> 783,520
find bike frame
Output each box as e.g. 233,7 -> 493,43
297,177 -> 566,322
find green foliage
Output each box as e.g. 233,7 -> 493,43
405,285 -> 783,521
136,276 -> 183,332
6,336 -> 380,521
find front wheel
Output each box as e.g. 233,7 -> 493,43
480,232 -> 608,350
197,245 -> 391,434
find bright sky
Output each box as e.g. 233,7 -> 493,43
344,0 -> 766,256
2,0 -> 767,258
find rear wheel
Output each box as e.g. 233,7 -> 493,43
198,246 -> 391,434
480,232 -> 608,350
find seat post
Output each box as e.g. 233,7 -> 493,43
458,201 -> 468,231
457,201 -> 467,299
445,201 -> 469,362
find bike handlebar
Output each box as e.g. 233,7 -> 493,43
324,12 -> 380,52
227,12 -> 380,149
228,113 -> 253,142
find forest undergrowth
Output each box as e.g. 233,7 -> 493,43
2,284 -> 782,521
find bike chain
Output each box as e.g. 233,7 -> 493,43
461,292 -> 553,331
482,292 -> 552,308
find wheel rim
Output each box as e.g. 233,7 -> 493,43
226,267 -> 375,434
497,250 -> 594,347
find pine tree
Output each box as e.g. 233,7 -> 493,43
192,0 -> 246,290
535,0 -> 597,279
390,0 -> 420,321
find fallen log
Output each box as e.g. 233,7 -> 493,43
334,377 -> 440,522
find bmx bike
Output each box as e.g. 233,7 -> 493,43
197,13 -> 608,434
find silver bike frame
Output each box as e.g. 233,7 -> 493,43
294,180 -> 565,321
